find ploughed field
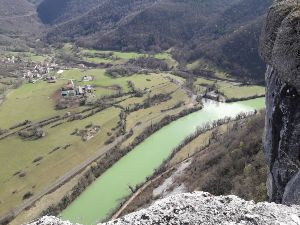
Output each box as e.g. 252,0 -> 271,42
0,45 -> 265,222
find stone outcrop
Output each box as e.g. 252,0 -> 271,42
29,192 -> 300,225
260,0 -> 300,204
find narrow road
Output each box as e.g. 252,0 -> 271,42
110,168 -> 174,220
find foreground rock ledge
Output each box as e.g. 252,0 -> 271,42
29,192 -> 300,225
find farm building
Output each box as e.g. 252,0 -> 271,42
76,86 -> 84,95
76,85 -> 94,95
82,75 -> 93,82
47,76 -> 57,83
61,80 -> 94,97
84,85 -> 93,93
61,80 -> 76,97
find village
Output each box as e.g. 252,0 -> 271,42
2,55 -> 60,83
2,55 -> 95,99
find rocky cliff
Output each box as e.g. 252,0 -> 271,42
29,192 -> 300,225
260,0 -> 300,204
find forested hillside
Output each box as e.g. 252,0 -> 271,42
37,0 -> 103,24
39,0 -> 272,81
0,0 -> 272,79
185,0 -> 271,81
0,0 -> 43,51
0,0 -> 34,16
0,0 -> 41,33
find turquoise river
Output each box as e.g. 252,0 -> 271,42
61,98 -> 265,225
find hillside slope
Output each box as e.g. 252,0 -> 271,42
0,0 -> 43,51
0,0 -> 33,17
43,0 -> 159,43
43,0 -> 243,47
195,17 -> 266,81
0,0 -> 42,34
37,0 -> 103,24
41,0 -> 271,81
117,112 -> 268,217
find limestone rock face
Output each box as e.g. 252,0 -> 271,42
260,0 -> 300,204
29,192 -> 300,225
283,171 -> 300,204
260,0 -> 300,92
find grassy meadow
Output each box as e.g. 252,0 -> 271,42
77,45 -> 177,68
0,62 -> 190,217
194,77 -> 265,100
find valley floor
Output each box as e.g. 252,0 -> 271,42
0,44 -> 265,225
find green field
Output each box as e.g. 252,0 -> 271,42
25,53 -> 49,63
194,77 -> 265,100
3,51 -> 49,63
0,65 -> 192,217
186,59 -> 232,80
219,84 -> 265,99
0,80 -> 67,129
75,45 -> 177,68
77,47 -> 144,65
0,107 -> 120,214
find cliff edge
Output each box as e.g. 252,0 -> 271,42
29,192 -> 300,225
260,0 -> 300,204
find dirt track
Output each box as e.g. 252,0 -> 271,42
110,168 -> 174,220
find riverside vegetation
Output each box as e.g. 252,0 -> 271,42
59,98 -> 264,224
118,111 -> 268,217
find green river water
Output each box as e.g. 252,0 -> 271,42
61,98 -> 265,225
